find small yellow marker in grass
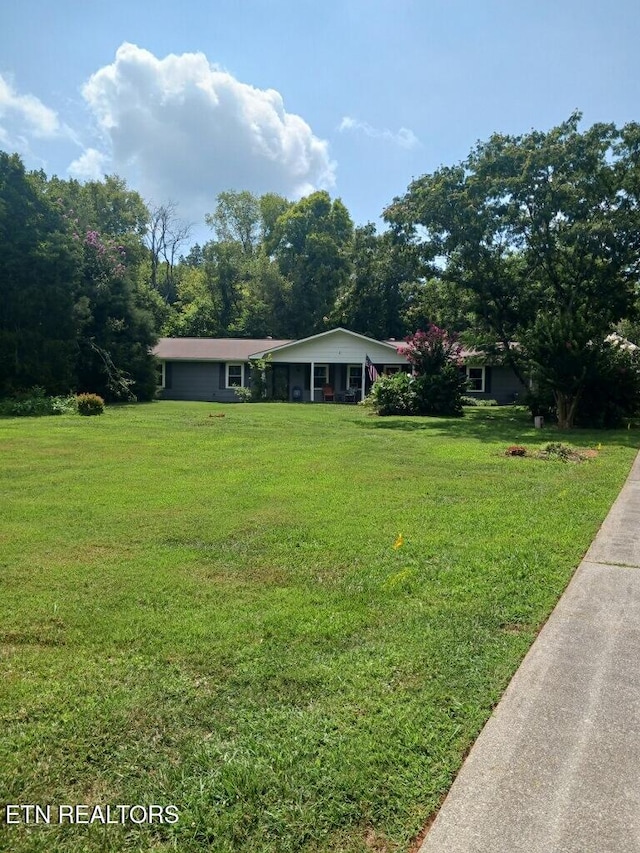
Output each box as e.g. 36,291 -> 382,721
393,533 -> 404,550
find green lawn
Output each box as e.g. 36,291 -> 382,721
1,402 -> 638,852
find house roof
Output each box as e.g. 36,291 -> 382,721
250,327 -> 402,358
153,337 -> 292,361
154,328 -> 406,362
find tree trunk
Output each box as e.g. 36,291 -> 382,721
554,390 -> 580,429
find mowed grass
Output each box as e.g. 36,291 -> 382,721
1,401 -> 638,852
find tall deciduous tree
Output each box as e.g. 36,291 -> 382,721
267,191 -> 353,337
333,224 -> 417,339
0,154 -> 79,394
145,201 -> 192,304
0,158 -> 158,400
206,190 -> 262,256
386,113 -> 640,428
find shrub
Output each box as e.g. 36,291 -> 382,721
366,372 -> 415,415
412,362 -> 466,416
0,387 -> 77,417
233,386 -> 253,403
540,442 -> 574,462
575,340 -> 640,428
395,327 -> 467,417
461,396 -> 499,407
76,393 -> 105,416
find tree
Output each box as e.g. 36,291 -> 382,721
46,174 -> 157,400
0,154 -> 79,394
267,191 -> 353,337
205,190 -> 261,256
171,191 -> 294,338
386,114 -> 640,428
75,229 -> 157,401
367,326 -> 466,417
332,224 -> 416,339
0,160 -> 159,400
145,201 -> 192,304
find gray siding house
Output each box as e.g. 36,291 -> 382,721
153,328 -> 526,404
153,328 -> 409,403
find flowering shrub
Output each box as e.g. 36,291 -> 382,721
397,325 -> 463,374
366,325 -> 467,417
233,386 -> 252,402
397,326 -> 467,417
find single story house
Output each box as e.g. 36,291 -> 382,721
152,327 -> 526,404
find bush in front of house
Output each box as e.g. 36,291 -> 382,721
76,393 -> 105,416
367,326 -> 467,417
366,371 -> 416,415
411,362 -> 467,416
400,326 -> 466,417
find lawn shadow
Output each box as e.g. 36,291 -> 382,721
354,407 -> 640,449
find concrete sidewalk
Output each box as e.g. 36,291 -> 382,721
419,451 -> 640,853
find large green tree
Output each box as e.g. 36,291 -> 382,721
266,191 -> 353,337
0,157 -> 158,400
386,114 -> 640,427
170,190 -> 294,338
0,154 -> 79,394
332,224 -> 416,340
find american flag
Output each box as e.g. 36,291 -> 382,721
365,355 -> 380,383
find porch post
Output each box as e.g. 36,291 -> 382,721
361,362 -> 366,402
310,360 -> 315,402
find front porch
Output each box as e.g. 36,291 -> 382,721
250,327 -> 410,403
267,362 -> 371,403
266,362 -> 411,402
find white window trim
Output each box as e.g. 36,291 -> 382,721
158,360 -> 166,389
313,363 -> 329,389
383,365 -> 402,375
226,362 -> 245,388
464,365 -> 486,393
346,364 -> 362,388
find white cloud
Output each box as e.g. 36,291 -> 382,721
0,73 -> 63,139
338,116 -> 419,150
68,147 -> 108,181
78,43 -> 336,218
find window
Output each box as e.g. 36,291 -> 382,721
347,364 -> 362,389
462,365 -> 485,392
314,364 -> 329,389
226,363 -> 244,388
384,365 -> 402,376
156,361 -> 166,389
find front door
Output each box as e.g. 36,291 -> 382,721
272,364 -> 290,401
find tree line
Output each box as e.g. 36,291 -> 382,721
2,112 -> 640,425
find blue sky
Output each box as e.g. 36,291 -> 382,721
2,0 -> 639,240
